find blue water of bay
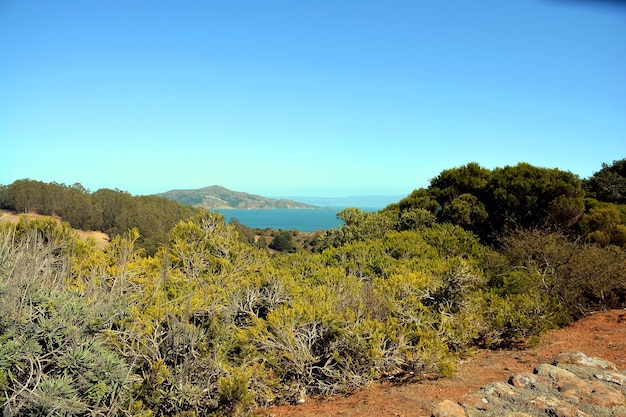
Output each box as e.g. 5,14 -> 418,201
217,208 -> 381,232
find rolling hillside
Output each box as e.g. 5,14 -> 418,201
156,185 -> 319,209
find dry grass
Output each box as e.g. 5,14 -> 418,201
0,209 -> 109,249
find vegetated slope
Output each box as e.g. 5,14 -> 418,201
157,185 -> 319,209
0,179 -> 204,255
3,209 -> 624,417
0,209 -> 110,249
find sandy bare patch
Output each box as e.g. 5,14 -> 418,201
0,209 -> 53,223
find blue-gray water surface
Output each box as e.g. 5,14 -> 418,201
217,208 -> 380,231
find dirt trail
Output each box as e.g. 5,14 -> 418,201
255,309 -> 626,417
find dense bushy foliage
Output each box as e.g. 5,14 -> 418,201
492,229 -> 626,314
314,207 -> 435,251
386,162 -> 585,242
1,160 -> 625,416
268,230 -> 297,253
578,199 -> 626,248
0,180 -> 102,230
583,158 -> 626,204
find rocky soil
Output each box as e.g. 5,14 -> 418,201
255,309 -> 626,417
432,350 -> 626,416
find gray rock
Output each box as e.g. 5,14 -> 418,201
553,351 -> 618,371
431,351 -> 626,417
526,396 -> 590,417
534,363 -> 578,382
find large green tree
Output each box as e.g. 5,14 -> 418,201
584,158 -> 626,204
389,162 -> 585,242
487,163 -> 585,231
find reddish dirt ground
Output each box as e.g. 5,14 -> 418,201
254,309 -> 626,417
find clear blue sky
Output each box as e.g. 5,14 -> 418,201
1,1 -> 625,197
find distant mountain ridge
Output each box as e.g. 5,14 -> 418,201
277,195 -> 405,209
156,185 -> 319,209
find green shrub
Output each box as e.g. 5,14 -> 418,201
0,223 -> 134,417
476,290 -> 566,348
493,228 -> 626,318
